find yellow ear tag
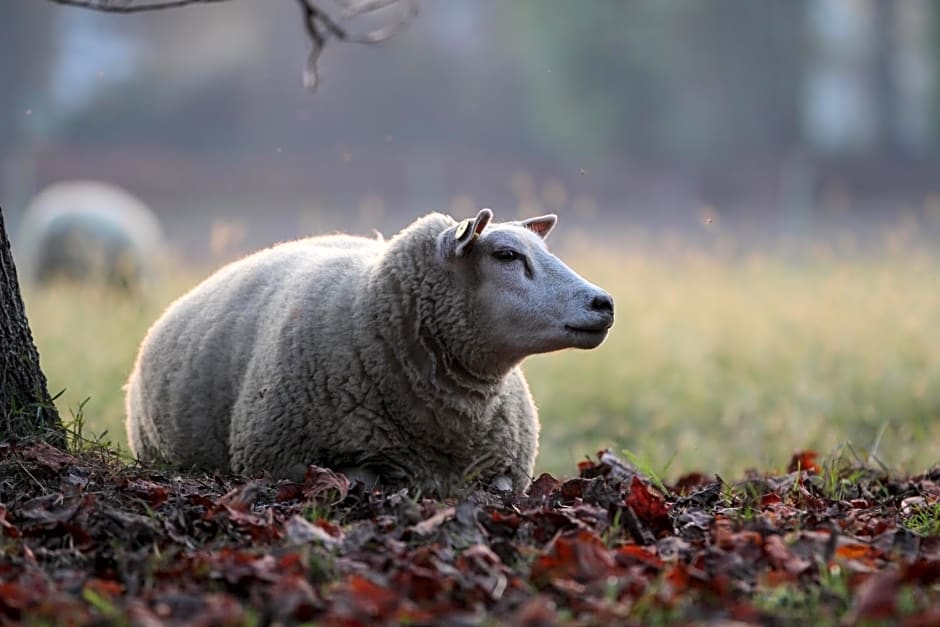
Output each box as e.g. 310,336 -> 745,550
455,219 -> 470,240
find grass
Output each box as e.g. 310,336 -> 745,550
24,273 -> 200,459
22,236 -> 940,480
902,502 -> 940,537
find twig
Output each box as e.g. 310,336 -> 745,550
16,459 -> 48,495
47,0 -> 417,90
297,0 -> 417,45
343,0 -> 417,44
47,0 -> 232,13
340,0 -> 403,19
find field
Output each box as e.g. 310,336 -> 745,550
23,235 -> 940,482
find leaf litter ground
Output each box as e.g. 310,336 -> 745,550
0,442 -> 938,625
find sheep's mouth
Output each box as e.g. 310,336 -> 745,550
564,324 -> 610,349
565,324 -> 610,335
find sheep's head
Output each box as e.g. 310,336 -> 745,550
438,208 -> 614,365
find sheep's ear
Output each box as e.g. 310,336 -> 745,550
454,208 -> 493,257
520,214 -> 557,239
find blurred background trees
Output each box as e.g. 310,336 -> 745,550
3,0 -> 940,252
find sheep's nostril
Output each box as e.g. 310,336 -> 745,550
590,294 -> 614,314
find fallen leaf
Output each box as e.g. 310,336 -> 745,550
122,478 -> 169,507
531,529 -> 616,584
412,506 -> 455,536
303,465 -> 350,503
83,578 -> 124,600
285,514 -> 339,546
787,450 -> 821,474
764,534 -> 811,576
625,476 -> 671,534
527,473 -> 560,500
0,505 -> 21,538
844,571 -> 898,622
20,442 -> 78,472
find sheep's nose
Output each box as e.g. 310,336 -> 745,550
590,293 -> 614,314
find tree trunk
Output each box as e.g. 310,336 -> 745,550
0,204 -> 64,446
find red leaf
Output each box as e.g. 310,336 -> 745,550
490,510 -> 522,530
83,578 -> 124,600
531,530 -> 616,584
787,450 -> 821,474
0,505 -> 21,538
528,510 -> 583,544
560,478 -> 586,501
902,559 -> 940,586
624,476 -> 670,533
392,565 -> 447,602
460,543 -> 503,569
845,571 -> 899,622
334,574 -> 401,621
614,544 -> 663,571
713,516 -> 736,550
656,563 -> 690,605
186,593 -> 246,625
219,506 -> 281,543
285,515 -> 340,546
836,543 -> 879,563
122,478 -> 169,507
314,518 -> 344,539
20,442 -> 78,472
214,482 -> 262,513
186,493 -> 217,509
527,473 -> 560,499
303,465 -> 350,503
512,596 -> 559,626
0,578 -> 42,612
267,575 -> 320,621
761,492 -> 782,506
277,551 -> 306,574
763,534 -> 811,576
672,472 -> 709,494
577,459 -> 596,475
275,481 -> 305,502
411,506 -> 455,536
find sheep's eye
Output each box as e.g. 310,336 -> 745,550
493,249 -> 520,262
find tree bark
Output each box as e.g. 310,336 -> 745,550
0,204 -> 64,445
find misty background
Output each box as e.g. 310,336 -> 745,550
4,0 -> 940,260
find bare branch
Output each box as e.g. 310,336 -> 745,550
47,0 -> 232,13
339,0 -> 406,19
298,0 -> 347,41
296,0 -> 417,45
47,0 -> 418,91
343,0 -> 417,44
296,0 -> 416,91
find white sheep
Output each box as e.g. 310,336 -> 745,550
16,180 -> 164,290
125,209 -> 613,493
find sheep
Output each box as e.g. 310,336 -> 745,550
125,209 -> 614,494
15,180 -> 165,291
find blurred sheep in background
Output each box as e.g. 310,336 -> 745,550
16,180 -> 165,291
